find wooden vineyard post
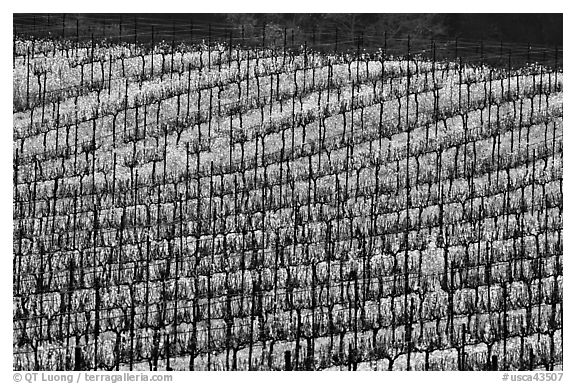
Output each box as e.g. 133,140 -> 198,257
196,72 -> 202,144
294,307 -> 302,370
40,70 -> 47,128
187,145 -> 200,370
356,32 -> 362,90
224,235 -> 233,371
65,255 -> 76,370
165,331 -> 171,371
172,195 -> 184,369
227,29 -> 233,70
403,35 -> 412,370
353,261 -> 360,369
171,21 -> 177,80
285,350 -> 292,370
258,150 -> 268,368
13,149 -> 21,296
502,282 -> 508,370
449,261 -> 456,343
248,267 -> 256,370
348,343 -> 353,371
491,355 -> 498,371
74,340 -> 84,370
308,245 -> 317,371
25,46 -> 30,109
92,162 -> 101,370
207,162 -> 215,371
459,324 -> 467,370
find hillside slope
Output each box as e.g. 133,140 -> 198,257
13,38 -> 563,371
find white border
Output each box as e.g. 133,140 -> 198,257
2,4 -> 570,384
6,1 -> 570,13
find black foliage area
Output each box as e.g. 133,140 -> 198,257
14,13 -> 562,49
